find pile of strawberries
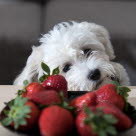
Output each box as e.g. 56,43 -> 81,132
0,63 -> 135,136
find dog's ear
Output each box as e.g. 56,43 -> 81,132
80,22 -> 115,60
91,24 -> 115,60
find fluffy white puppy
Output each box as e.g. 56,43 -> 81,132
14,21 -> 130,91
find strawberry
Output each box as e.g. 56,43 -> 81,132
96,83 -> 130,110
97,101 -> 132,130
76,106 -> 117,136
25,82 -> 46,100
39,62 -> 68,97
39,105 -> 74,136
69,91 -> 97,113
42,75 -> 68,97
30,90 -> 61,105
17,80 -> 29,97
21,92 -> 27,98
1,96 -> 40,131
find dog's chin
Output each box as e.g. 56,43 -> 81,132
68,80 -> 104,91
88,77 -> 111,91
95,80 -> 104,90
67,77 -> 113,91
94,77 -> 114,90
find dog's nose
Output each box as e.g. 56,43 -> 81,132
88,69 -> 101,81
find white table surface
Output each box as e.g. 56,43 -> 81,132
0,85 -> 136,136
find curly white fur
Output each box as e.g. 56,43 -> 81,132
14,21 -> 130,91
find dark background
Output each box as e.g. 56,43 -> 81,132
0,0 -> 136,85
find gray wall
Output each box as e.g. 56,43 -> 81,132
0,0 -> 136,85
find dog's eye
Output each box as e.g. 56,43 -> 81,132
111,76 -> 120,83
63,64 -> 71,73
83,49 -> 92,57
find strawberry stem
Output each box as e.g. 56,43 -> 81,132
57,92 -> 76,115
112,81 -> 131,103
23,80 -> 29,87
84,106 -> 117,136
17,80 -> 29,96
39,62 -> 60,83
1,96 -> 31,130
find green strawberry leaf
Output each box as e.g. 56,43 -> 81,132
112,81 -> 131,103
14,96 -> 27,106
84,106 -> 93,116
18,118 -> 27,126
57,91 -> 76,115
103,114 -> 117,124
3,110 -> 9,115
17,89 -> 26,96
16,80 -> 29,96
17,90 -> 24,96
1,118 -> 12,126
112,81 -> 120,87
41,62 -> 50,76
4,99 -> 14,108
23,80 -> 29,87
39,74 -> 48,83
59,91 -> 66,102
105,126 -> 117,135
117,86 -> 131,105
40,62 -> 60,83
52,67 -> 60,75
117,87 -> 131,101
84,107 -> 117,136
1,96 -> 31,130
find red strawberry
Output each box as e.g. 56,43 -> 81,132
76,106 -> 117,136
96,84 -> 125,110
31,90 -> 61,105
42,75 -> 68,97
26,82 -> 46,99
39,105 -> 74,136
1,96 -> 40,131
76,107 -> 97,136
97,101 -> 132,130
21,92 -> 27,98
69,91 -> 97,113
18,101 -> 40,131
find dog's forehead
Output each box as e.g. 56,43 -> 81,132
43,30 -> 104,51
42,22 -> 107,68
43,45 -> 80,65
41,22 -> 101,44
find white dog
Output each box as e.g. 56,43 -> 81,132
14,21 -> 130,91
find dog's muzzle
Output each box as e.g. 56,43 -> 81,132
87,69 -> 101,81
